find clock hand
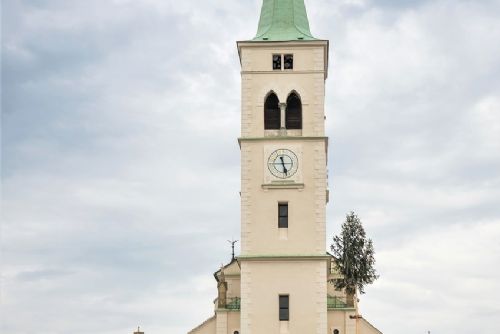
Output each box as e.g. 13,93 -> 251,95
280,156 -> 288,175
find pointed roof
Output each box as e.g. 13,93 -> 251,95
253,0 -> 316,41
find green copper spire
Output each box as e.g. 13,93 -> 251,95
253,0 -> 316,41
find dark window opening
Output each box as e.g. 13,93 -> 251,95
234,332 -> 239,334
264,92 -> 281,129
286,92 -> 302,129
279,295 -> 289,321
334,330 -> 340,334
273,54 -> 282,70
284,54 -> 293,69
278,203 -> 288,228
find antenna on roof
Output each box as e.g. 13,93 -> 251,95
227,239 -> 239,261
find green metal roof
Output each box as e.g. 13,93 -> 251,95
253,0 -> 316,42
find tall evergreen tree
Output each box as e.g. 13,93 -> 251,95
330,212 -> 378,296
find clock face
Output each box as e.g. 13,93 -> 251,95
267,149 -> 299,179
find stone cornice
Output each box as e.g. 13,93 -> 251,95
238,254 -> 330,262
238,136 -> 328,143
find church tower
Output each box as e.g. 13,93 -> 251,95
188,2 -> 382,334
236,0 -> 329,333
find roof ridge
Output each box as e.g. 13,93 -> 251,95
361,317 -> 384,334
187,315 -> 215,334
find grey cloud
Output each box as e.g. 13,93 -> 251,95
2,0 -> 500,333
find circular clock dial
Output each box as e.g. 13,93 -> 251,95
267,149 -> 299,179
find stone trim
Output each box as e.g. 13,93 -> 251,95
313,141 -> 327,253
241,70 -> 325,75
261,183 -> 305,190
240,263 -> 252,334
238,255 -> 330,261
326,308 -> 357,312
241,145 -> 253,253
239,136 -> 328,144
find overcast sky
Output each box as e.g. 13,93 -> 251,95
2,0 -> 500,333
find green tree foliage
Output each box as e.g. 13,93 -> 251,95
330,212 -> 378,295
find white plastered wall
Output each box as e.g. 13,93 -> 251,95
240,260 -> 327,334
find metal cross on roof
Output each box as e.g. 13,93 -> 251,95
227,239 -> 239,261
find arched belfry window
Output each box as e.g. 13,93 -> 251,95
264,92 -> 280,129
286,92 -> 302,129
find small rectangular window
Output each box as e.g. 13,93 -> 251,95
279,295 -> 289,321
278,203 -> 288,228
273,54 -> 282,70
284,54 -> 293,70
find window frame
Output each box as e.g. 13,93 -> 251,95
285,92 -> 302,130
284,54 -> 294,70
272,54 -> 282,70
272,54 -> 294,71
264,92 -> 281,130
278,203 -> 288,228
279,295 -> 289,321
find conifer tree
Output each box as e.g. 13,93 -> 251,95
330,211 -> 378,296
